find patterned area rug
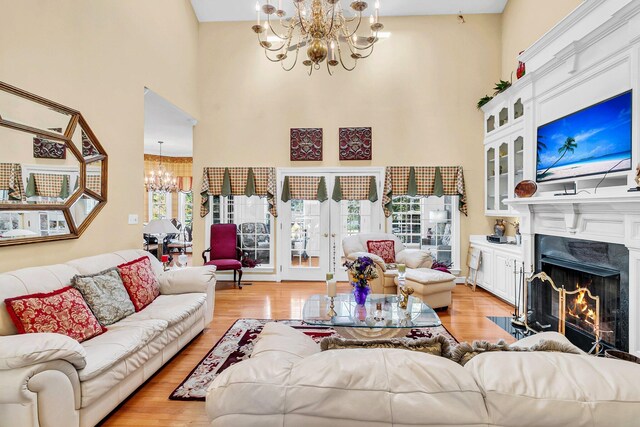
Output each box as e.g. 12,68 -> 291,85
169,318 -> 458,401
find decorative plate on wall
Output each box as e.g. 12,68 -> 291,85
290,128 -> 323,161
339,127 -> 372,160
33,137 -> 67,159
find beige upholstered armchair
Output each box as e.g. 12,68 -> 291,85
342,233 -> 433,294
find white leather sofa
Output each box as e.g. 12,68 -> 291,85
343,233 -> 456,308
206,323 -> 640,426
0,250 -> 216,427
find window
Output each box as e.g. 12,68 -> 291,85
391,195 -> 457,268
0,212 -> 22,233
178,192 -> 193,229
148,191 -> 171,221
289,200 -> 321,268
208,195 -> 273,269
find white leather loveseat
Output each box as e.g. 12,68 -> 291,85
343,233 -> 456,308
207,323 -> 640,426
0,250 -> 216,427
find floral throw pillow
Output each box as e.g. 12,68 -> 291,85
72,268 -> 135,326
117,256 -> 160,312
4,286 -> 106,342
367,240 -> 396,264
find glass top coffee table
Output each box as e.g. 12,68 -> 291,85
302,293 -> 442,339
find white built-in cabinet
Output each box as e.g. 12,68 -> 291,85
470,235 -> 523,306
482,86 -> 531,216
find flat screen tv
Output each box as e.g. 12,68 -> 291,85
536,91 -> 632,183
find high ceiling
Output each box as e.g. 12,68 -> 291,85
191,0 -> 508,22
144,89 -> 196,157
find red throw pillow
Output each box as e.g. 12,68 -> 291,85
117,256 -> 160,312
367,240 -> 396,264
4,286 -> 106,342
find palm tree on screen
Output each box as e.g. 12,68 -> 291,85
539,137 -> 578,177
536,135 -> 547,167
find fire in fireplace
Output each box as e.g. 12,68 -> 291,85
528,235 -> 629,353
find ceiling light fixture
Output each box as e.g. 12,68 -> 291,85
145,141 -> 177,193
252,0 -> 385,75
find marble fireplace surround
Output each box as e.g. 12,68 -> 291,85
507,193 -> 640,356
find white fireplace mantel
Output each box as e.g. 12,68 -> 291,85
506,194 -> 640,249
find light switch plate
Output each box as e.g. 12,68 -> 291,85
128,214 -> 139,225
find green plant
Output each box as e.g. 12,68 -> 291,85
493,79 -> 512,95
477,95 -> 494,110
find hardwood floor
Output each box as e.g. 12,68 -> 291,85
101,282 -> 514,427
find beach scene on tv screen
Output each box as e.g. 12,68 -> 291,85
536,91 -> 632,182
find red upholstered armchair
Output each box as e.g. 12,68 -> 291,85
202,224 -> 244,289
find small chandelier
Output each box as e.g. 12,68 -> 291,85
252,0 -> 384,75
145,141 -> 177,193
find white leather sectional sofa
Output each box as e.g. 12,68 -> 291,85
207,323 -> 640,426
0,250 -> 216,427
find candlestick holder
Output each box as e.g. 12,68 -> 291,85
327,296 -> 337,318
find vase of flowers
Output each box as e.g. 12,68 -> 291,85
343,256 -> 379,305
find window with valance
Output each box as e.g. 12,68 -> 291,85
382,166 -> 468,216
200,167 -> 276,218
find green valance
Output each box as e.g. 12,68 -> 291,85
200,167 -> 277,218
332,176 -> 378,202
281,176 -> 328,202
383,166 -> 467,217
25,173 -> 70,199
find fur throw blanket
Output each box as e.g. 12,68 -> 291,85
450,338 -> 582,366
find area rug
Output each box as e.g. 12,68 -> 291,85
169,318 -> 458,401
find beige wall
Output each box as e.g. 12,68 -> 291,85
0,0 -> 200,272
193,15 -> 504,273
0,1 -> 585,275
501,0 -> 583,80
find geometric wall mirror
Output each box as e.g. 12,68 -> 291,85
0,81 -> 108,246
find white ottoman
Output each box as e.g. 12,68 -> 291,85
395,268 -> 456,309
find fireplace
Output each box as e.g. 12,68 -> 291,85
527,235 -> 629,352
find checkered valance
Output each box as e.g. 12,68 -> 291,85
87,174 -> 102,194
200,167 -> 276,218
383,166 -> 468,216
26,173 -> 70,199
0,163 -> 25,201
281,176 -> 328,202
332,176 -> 378,202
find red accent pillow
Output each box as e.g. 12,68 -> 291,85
4,286 -> 106,342
367,240 -> 396,264
117,256 -> 160,312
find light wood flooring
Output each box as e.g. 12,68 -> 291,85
100,282 -> 514,426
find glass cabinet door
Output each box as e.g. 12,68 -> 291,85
514,136 -> 524,190
486,147 -> 495,211
498,143 -> 509,210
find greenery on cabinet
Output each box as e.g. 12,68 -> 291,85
477,95 -> 494,110
477,79 -> 513,110
493,79 -> 512,95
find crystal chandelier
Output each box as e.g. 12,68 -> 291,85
145,141 -> 177,193
252,0 -> 384,75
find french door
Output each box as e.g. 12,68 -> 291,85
278,169 -> 384,282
